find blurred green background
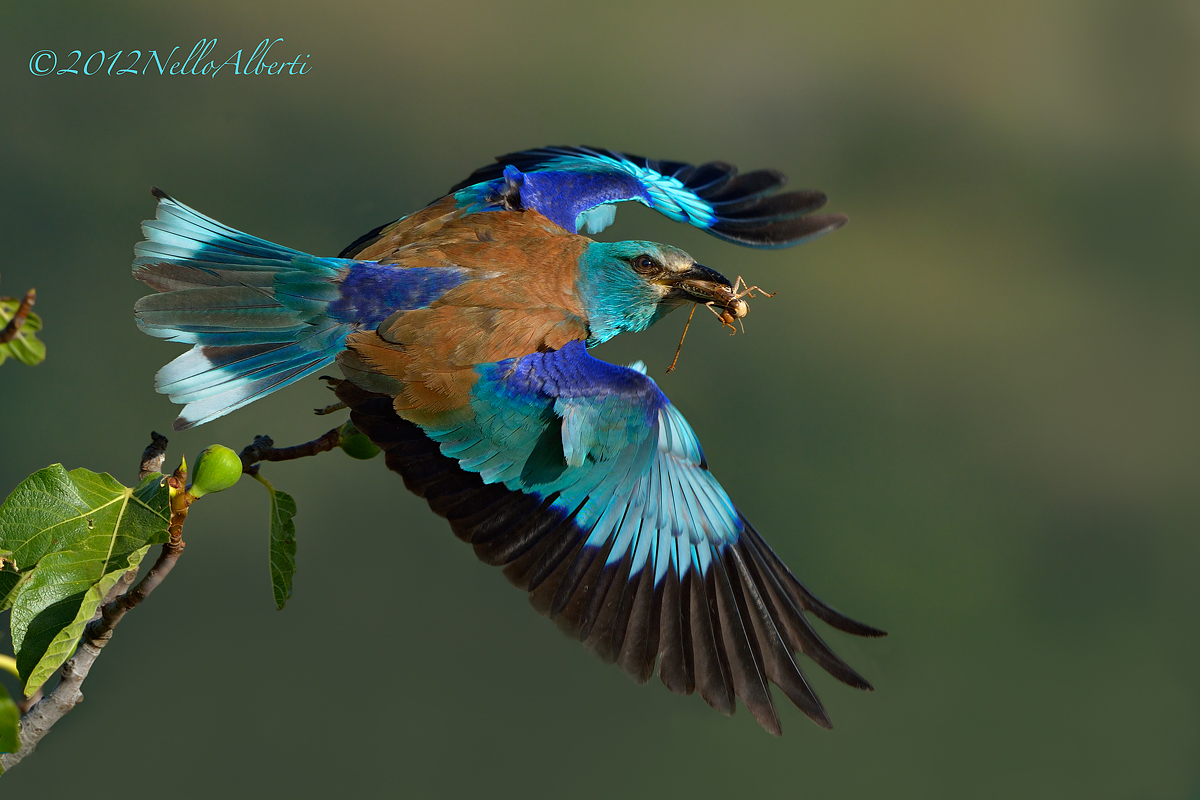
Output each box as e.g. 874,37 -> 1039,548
2,1 -> 1199,796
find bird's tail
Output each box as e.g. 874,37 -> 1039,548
134,188 -> 355,430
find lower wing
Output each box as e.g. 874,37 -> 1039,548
337,339 -> 884,734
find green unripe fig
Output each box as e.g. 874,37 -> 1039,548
339,421 -> 380,460
188,445 -> 243,498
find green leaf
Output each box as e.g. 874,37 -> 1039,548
0,565 -> 22,612
257,476 -> 297,610
0,467 -> 171,693
16,545 -> 155,694
268,488 -> 297,610
0,682 -> 19,757
0,298 -> 45,366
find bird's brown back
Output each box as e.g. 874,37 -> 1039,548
340,204 -> 592,426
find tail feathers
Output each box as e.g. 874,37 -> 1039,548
139,188 -> 311,267
134,262 -> 279,293
168,351 -> 341,430
160,321 -> 352,430
133,188 -> 350,291
135,287 -> 313,335
134,188 -> 360,429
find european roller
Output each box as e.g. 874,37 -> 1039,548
132,146 -> 885,734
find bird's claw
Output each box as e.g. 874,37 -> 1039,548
314,401 -> 348,416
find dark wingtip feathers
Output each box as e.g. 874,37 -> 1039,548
340,382 -> 883,736
449,147 -> 848,250
804,596 -> 887,639
857,622 -> 888,638
710,211 -> 850,249
150,186 -> 170,201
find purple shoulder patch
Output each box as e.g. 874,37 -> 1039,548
491,340 -> 666,411
505,167 -> 648,232
328,264 -> 466,327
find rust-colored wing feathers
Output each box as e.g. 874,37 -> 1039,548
341,208 -> 590,425
345,198 -> 569,264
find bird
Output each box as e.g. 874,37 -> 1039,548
132,146 -> 885,735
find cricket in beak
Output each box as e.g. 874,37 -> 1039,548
665,267 -> 775,373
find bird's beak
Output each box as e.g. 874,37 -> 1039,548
657,263 -> 735,305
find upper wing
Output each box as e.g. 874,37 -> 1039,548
337,339 -> 883,734
447,145 -> 848,248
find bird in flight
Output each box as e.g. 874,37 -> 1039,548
133,146 -> 885,734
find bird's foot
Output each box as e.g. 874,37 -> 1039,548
314,401 -> 348,416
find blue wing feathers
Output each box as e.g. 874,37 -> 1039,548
449,146 -> 847,248
426,341 -> 740,579
576,203 -> 617,235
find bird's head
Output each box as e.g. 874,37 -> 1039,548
578,240 -> 739,345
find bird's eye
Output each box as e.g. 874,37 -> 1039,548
632,255 -> 658,274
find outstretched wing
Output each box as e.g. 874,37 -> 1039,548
448,145 -> 848,248
337,340 -> 883,734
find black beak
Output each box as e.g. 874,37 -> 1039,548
659,263 -> 734,305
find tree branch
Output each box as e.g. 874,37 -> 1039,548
0,437 -> 189,771
239,428 -> 341,475
0,289 -> 36,345
15,688 -> 42,717
2,425 -> 338,771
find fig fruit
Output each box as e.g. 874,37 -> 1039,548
188,444 -> 243,498
338,421 -> 380,460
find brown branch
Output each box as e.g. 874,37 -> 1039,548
2,427 -> 338,771
90,476 -> 191,645
0,289 -> 36,345
239,428 -> 341,475
0,439 -> 190,772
